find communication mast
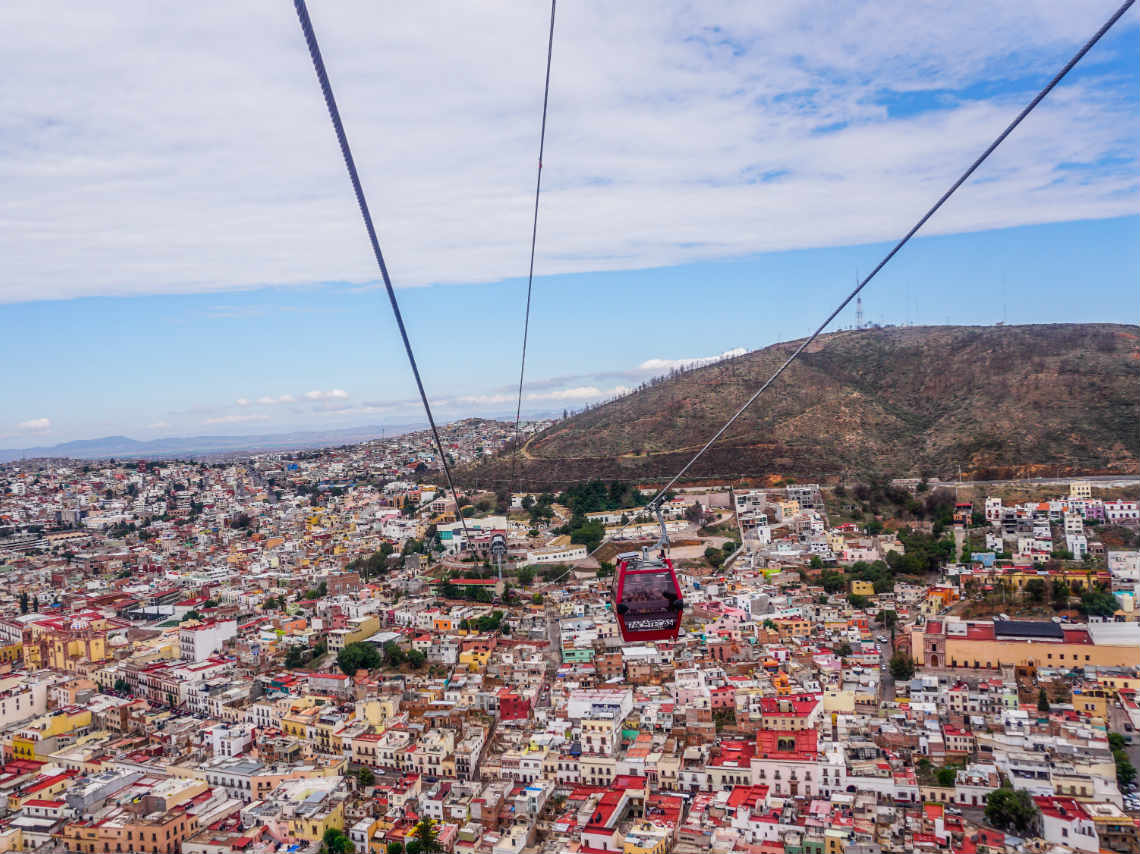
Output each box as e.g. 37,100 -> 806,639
856,296 -> 864,329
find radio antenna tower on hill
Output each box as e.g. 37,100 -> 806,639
856,296 -> 864,329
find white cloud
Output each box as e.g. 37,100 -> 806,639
17,418 -> 51,432
256,394 -> 297,405
0,1 -> 1135,303
543,386 -> 603,400
638,347 -> 746,373
235,397 -> 250,406
454,384 -> 631,407
445,346 -> 742,411
304,389 -> 349,401
205,414 -> 270,425
147,420 -> 170,430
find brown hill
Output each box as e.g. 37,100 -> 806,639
461,324 -> 1140,488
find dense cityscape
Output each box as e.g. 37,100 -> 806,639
2,2 -> 1138,854
0,417 -> 1136,854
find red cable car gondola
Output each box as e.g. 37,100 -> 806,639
613,505 -> 684,643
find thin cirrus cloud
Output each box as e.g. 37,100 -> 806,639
0,1 -> 1135,304
206,414 -> 270,425
236,390 -> 344,406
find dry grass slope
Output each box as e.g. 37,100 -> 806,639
461,323 -> 1140,488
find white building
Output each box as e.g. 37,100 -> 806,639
1108,551 -> 1140,582
205,722 -> 254,758
180,620 -> 237,662
1066,534 -> 1088,560
525,543 -> 587,564
1036,798 -> 1098,853
1105,500 -> 1139,523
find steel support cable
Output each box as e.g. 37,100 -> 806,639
511,0 -> 558,496
617,0 -> 1136,534
292,0 -> 471,545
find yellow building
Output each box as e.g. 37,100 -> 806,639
849,580 -> 875,598
911,620 -> 1140,670
622,822 -> 670,854
10,707 -> 92,761
21,616 -> 108,672
773,617 -> 810,639
7,768 -> 76,811
354,698 -> 398,729
1095,674 -> 1140,695
327,616 -> 380,653
775,499 -> 800,520
1071,687 -> 1109,721
291,800 -> 344,842
459,648 -> 491,672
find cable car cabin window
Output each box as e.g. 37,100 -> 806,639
616,561 -> 682,641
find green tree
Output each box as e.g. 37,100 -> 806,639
704,547 -> 725,569
889,653 -> 915,681
984,786 -> 1039,835
1037,688 -> 1050,713
1052,579 -> 1070,608
820,570 -> 846,593
113,678 -> 130,694
809,555 -> 823,569
405,843 -> 423,854
18,592 -> 28,614
383,642 -> 406,668
569,520 -> 605,553
407,649 -> 426,669
321,827 -> 355,854
722,540 -> 737,555
180,610 -> 203,622
357,766 -> 376,787
1110,732 -> 1136,788
284,646 -> 308,669
1080,589 -> 1119,617
876,610 -> 898,629
1024,578 -> 1046,604
410,818 -> 442,854
848,593 -> 869,609
387,844 -> 404,854
337,642 -> 382,676
935,767 -> 957,787
834,642 -> 852,658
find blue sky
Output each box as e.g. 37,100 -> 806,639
0,1 -> 1137,447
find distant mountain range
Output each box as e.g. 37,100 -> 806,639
0,423 -> 426,463
461,323 -> 1140,487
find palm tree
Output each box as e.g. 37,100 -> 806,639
411,818 -> 442,854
